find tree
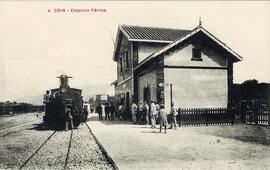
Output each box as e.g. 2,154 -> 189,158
232,79 -> 269,102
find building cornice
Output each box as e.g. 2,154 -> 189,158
117,76 -> 132,86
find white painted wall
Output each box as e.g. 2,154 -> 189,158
164,68 -> 228,112
163,43 -> 228,112
164,44 -> 227,67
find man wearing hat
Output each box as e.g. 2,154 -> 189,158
65,104 -> 74,130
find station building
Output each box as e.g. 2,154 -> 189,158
112,24 -> 242,113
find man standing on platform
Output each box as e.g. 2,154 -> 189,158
143,101 -> 149,125
109,102 -> 115,121
150,100 -> 157,128
105,102 -> 110,120
137,102 -> 143,124
170,102 -> 177,129
96,103 -> 103,121
131,101 -> 138,123
159,104 -> 168,134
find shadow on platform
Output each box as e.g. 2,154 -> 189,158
88,114 -> 134,126
141,130 -> 160,134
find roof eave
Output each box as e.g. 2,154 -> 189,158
128,39 -> 173,43
110,80 -> 118,86
113,26 -> 174,62
134,26 -> 243,70
134,28 -> 199,70
112,27 -> 121,62
199,27 -> 242,61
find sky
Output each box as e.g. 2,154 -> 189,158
0,1 -> 269,101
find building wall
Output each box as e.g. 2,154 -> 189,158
115,79 -> 133,96
117,35 -> 132,83
138,69 -> 158,103
115,78 -> 133,105
163,42 -> 228,111
137,42 -> 167,63
116,40 -> 167,104
164,44 -> 227,67
164,68 -> 228,111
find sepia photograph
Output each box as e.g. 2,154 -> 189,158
0,1 -> 269,170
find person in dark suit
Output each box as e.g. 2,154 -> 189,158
105,102 -> 110,120
109,102 -> 115,121
96,103 -> 103,121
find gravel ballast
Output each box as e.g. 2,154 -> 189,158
67,123 -> 113,170
0,124 -> 53,169
24,130 -> 71,169
0,113 -> 113,169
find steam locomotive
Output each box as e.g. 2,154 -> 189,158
43,75 -> 87,129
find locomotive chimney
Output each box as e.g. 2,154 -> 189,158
57,75 -> 72,93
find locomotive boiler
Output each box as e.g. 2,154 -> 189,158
43,75 -> 87,129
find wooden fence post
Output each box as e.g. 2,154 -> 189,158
206,109 -> 209,126
178,108 -> 181,127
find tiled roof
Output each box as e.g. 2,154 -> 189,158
120,25 -> 191,42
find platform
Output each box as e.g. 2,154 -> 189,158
88,113 -> 270,170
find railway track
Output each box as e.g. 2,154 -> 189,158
64,130 -> 73,169
19,131 -> 57,169
0,120 -> 39,131
18,129 -> 74,169
16,123 -> 113,170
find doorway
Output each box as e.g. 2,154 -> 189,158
143,86 -> 151,102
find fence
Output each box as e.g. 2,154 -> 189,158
244,107 -> 270,125
176,106 -> 270,126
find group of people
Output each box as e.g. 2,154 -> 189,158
95,100 -> 178,134
96,102 -> 115,121
130,100 -> 177,133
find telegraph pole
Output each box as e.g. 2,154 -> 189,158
2,64 -> 4,94
1,64 -> 4,114
170,83 -> 173,107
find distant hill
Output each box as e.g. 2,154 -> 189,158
15,95 -> 44,105
15,84 -> 114,105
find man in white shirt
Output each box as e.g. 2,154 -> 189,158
150,100 -> 157,128
131,101 -> 138,123
143,101 -> 149,125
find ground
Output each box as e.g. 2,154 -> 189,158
0,112 -> 269,170
89,113 -> 270,170
0,113 -> 113,169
